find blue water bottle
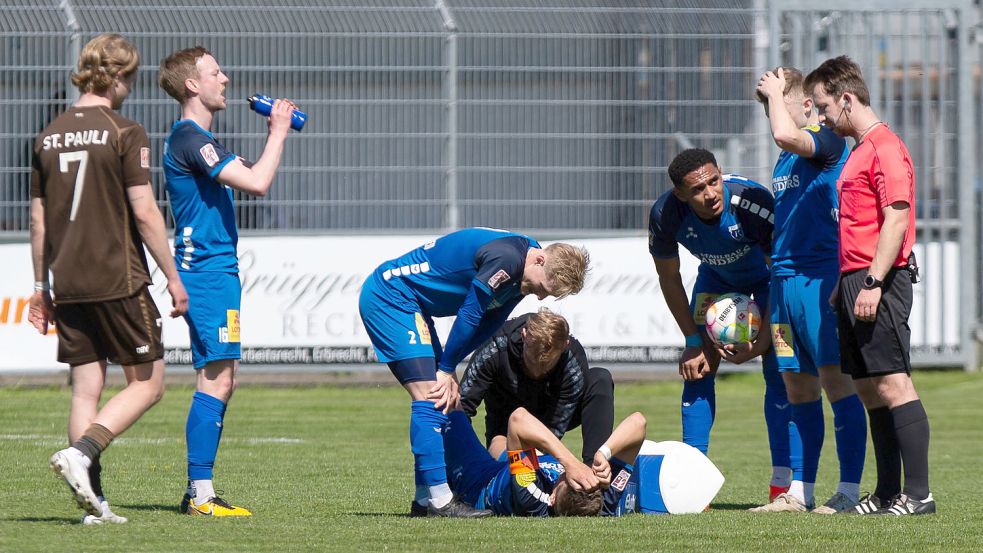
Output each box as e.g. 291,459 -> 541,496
247,94 -> 307,131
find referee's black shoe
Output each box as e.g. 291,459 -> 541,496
428,496 -> 493,518
871,493 -> 936,516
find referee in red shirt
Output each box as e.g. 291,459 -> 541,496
804,56 -> 934,516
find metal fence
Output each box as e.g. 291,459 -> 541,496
0,0 -> 979,367
2,0 -> 766,234
769,0 -> 980,370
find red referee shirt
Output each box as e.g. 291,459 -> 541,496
836,124 -> 916,273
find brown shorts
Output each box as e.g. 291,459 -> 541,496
55,287 -> 163,366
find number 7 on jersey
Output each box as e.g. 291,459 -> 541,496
59,150 -> 89,221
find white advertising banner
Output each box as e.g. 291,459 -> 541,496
0,236 -> 958,371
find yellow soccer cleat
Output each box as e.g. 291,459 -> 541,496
184,495 -> 252,517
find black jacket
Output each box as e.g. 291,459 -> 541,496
460,313 -> 589,441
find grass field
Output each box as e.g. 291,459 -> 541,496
0,370 -> 980,552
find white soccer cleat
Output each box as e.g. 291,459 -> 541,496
82,500 -> 128,525
748,492 -> 812,513
50,448 -> 102,517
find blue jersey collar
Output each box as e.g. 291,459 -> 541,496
171,118 -> 214,138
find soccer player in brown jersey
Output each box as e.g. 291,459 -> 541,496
28,33 -> 188,524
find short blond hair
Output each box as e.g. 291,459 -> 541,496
71,34 -> 139,95
543,243 -> 590,298
524,308 -> 569,363
755,66 -> 805,104
158,46 -> 211,103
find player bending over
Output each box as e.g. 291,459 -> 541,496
359,228 -> 589,517
649,148 -> 803,503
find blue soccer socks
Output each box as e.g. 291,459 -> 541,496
409,401 -> 450,495
831,394 -> 866,489
762,369 -> 802,477
186,391 -> 227,481
681,375 -> 716,455
790,399 -> 824,496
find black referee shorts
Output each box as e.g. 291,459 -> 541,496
837,268 -> 913,379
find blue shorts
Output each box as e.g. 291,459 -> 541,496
769,272 -> 841,375
444,411 -> 505,507
180,271 -> 241,369
358,272 -> 443,363
690,271 -> 777,372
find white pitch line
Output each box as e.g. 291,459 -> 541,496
0,434 -> 304,445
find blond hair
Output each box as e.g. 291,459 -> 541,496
755,66 -> 805,104
543,243 -> 589,298
71,34 -> 139,95
524,308 -> 569,363
158,46 -> 211,103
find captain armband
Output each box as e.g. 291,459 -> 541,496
508,448 -> 540,487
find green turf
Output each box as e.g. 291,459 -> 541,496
0,370 -> 979,552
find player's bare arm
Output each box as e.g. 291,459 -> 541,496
126,184 -> 188,317
506,408 -> 599,492
592,412 -> 647,486
653,256 -> 709,380
28,197 -> 54,334
216,99 -> 295,197
855,201 -> 910,322
757,69 -> 816,157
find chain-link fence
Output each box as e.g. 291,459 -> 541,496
2,0 -> 768,234
1,1 -> 979,367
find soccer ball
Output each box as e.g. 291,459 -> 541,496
704,293 -> 760,345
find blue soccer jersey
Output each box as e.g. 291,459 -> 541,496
648,174 -> 774,290
367,228 -> 539,372
769,124 -> 847,277
163,120 -> 239,273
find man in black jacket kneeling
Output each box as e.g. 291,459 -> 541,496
460,308 -> 614,462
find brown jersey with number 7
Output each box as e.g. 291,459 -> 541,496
31,105 -> 153,303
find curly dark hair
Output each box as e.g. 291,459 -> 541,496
667,148 -> 718,188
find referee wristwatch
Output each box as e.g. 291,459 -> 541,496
862,274 -> 884,290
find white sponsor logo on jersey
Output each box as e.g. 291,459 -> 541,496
487,269 -> 511,290
140,147 -> 151,169
611,468 -> 631,492
200,143 -> 220,167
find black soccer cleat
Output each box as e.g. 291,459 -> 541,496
852,492 -> 886,515
409,500 -> 429,517
427,497 -> 493,518
872,493 -> 936,516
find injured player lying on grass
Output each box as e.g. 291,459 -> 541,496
411,407 -> 646,517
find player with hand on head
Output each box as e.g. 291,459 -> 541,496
649,148 -> 803,503
459,308 -> 615,466
751,66 -> 868,514
159,46 -> 297,517
440,407 -> 646,517
30,33 -> 188,524
359,228 -> 589,517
